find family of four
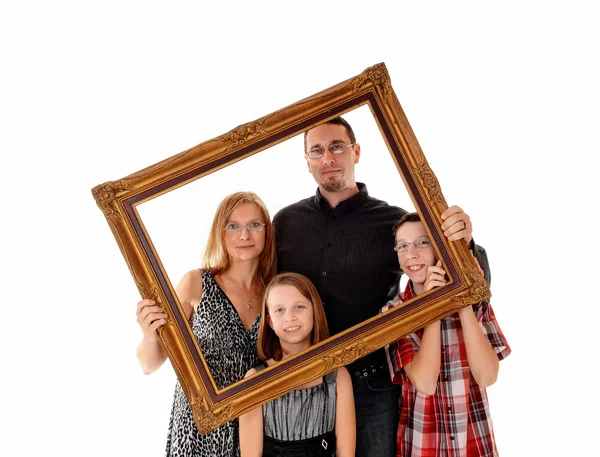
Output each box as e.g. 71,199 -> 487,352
135,117 -> 511,457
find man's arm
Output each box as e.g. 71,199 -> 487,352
470,240 -> 491,286
441,205 -> 492,287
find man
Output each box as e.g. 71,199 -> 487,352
273,116 -> 489,457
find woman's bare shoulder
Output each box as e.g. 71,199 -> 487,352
176,269 -> 204,318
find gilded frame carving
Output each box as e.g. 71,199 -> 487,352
92,62 -> 489,434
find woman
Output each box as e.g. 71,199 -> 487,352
136,191 -> 276,457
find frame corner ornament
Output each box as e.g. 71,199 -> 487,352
353,63 -> 391,101
451,261 -> 491,305
192,397 -> 235,434
92,180 -> 134,219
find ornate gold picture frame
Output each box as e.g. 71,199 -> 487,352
92,62 -> 489,434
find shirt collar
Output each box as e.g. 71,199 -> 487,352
314,182 -> 369,213
399,281 -> 417,302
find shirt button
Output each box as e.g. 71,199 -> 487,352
450,436 -> 455,441
331,216 -> 336,221
327,242 -> 332,247
322,271 -> 327,276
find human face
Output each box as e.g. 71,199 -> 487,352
395,221 -> 437,289
266,284 -> 314,355
305,123 -> 360,193
223,203 -> 266,264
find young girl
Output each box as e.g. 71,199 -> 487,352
239,272 -> 356,457
382,212 -> 511,457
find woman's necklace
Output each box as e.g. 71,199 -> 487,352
244,291 -> 253,309
221,274 -> 255,309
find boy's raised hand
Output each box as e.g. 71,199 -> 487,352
424,260 -> 447,292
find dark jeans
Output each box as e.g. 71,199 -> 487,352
352,365 -> 400,457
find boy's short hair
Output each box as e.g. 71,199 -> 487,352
392,212 -> 422,237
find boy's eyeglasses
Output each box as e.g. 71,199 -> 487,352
394,237 -> 432,253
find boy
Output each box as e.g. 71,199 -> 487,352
381,212 -> 511,457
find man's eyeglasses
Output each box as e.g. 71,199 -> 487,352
223,222 -> 266,234
306,142 -> 356,159
394,237 -> 432,253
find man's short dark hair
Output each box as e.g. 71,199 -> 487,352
303,116 -> 357,152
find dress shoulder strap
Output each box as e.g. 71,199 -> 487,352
253,361 -> 268,373
200,269 -> 211,291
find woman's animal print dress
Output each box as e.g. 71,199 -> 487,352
165,270 -> 261,457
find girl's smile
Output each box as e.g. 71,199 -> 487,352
266,284 -> 314,355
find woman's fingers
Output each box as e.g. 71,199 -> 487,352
142,309 -> 167,327
148,318 -> 167,334
136,299 -> 168,338
136,299 -> 155,317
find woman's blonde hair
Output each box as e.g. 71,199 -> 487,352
202,191 -> 276,288
257,272 -> 330,361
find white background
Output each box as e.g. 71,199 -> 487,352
2,2 -> 598,456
